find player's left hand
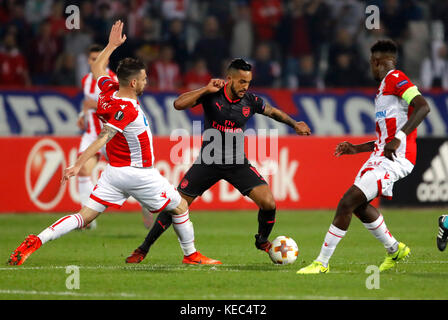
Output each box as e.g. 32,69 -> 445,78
294,121 -> 311,135
62,166 -> 80,184
383,138 -> 401,161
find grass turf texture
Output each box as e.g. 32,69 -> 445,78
0,209 -> 447,300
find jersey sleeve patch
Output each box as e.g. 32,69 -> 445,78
397,79 -> 409,88
98,75 -> 119,93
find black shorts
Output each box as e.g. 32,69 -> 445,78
178,162 -> 267,197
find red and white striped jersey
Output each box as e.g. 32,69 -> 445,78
373,69 -> 421,164
96,75 -> 154,168
81,69 -> 117,136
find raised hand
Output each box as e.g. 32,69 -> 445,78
206,79 -> 225,93
108,20 -> 127,48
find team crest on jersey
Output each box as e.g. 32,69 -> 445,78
242,106 -> 250,117
180,178 -> 188,189
114,110 -> 124,121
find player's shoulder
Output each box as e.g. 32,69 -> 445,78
244,91 -> 259,101
98,75 -> 119,93
383,69 -> 415,94
244,91 -> 264,105
98,74 -> 116,86
385,69 -> 411,83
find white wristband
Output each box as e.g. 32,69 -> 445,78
395,130 -> 406,142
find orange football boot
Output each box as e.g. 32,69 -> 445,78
8,235 -> 42,266
125,248 -> 147,263
182,251 -> 222,265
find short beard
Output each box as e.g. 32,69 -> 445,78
231,84 -> 241,98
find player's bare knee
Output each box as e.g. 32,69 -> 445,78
79,207 -> 100,225
258,196 -> 276,211
337,196 -> 355,215
172,197 -> 189,215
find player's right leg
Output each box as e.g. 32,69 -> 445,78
169,198 -> 221,265
8,206 -> 100,266
354,202 -> 410,271
126,167 -> 220,265
126,192 -> 196,263
78,156 -> 99,229
297,185 -> 366,274
9,164 -> 129,266
223,161 -> 273,253
437,215 -> 448,251
126,163 -> 219,264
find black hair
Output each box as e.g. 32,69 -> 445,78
87,44 -> 103,54
370,39 -> 398,55
227,58 -> 252,72
116,57 -> 146,84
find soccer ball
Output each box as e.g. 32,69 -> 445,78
268,236 -> 299,265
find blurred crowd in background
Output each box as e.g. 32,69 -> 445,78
0,0 -> 447,90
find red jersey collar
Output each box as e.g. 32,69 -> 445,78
223,83 -> 241,103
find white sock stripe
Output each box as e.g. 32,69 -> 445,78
328,224 -> 346,237
74,214 -> 84,228
173,218 -> 189,225
50,216 -> 71,229
174,210 -> 190,220
363,214 -> 397,249
73,214 -> 80,228
363,214 -> 384,230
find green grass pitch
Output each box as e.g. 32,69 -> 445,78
0,209 -> 447,300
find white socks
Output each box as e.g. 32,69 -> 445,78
37,213 -> 84,245
363,214 -> 398,253
316,224 -> 346,267
78,176 -> 94,206
316,215 -> 399,267
171,210 -> 196,256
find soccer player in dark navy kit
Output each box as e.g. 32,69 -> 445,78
126,58 -> 311,264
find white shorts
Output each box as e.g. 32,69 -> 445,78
354,155 -> 414,201
86,164 -> 181,213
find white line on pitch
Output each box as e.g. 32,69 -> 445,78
0,289 -> 136,298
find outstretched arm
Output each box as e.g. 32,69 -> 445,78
383,95 -> 430,161
263,103 -> 311,135
174,78 -> 225,110
334,141 -> 375,157
62,125 -> 118,183
91,20 -> 127,80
